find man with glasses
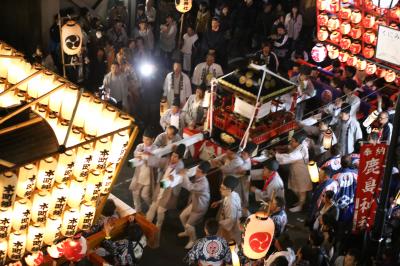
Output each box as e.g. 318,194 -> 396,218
378,111 -> 393,143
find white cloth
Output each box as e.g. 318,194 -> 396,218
192,62 -> 223,86
170,113 -> 181,129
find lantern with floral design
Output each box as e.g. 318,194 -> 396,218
357,59 -> 367,71
318,13 -> 329,26
339,5 -> 352,20
327,45 -> 339,59
351,10 -> 362,24
366,63 -> 377,75
318,27 -> 329,41
338,50 -> 349,62
311,44 -> 327,63
385,70 -> 396,82
329,0 -> 339,12
330,31 -> 341,43
363,14 -> 376,29
327,16 -> 340,31
349,41 -> 362,54
340,21 -> 351,35
62,236 -> 87,262
317,0 -> 330,11
363,45 -> 375,59
347,55 -> 358,66
340,36 -> 352,50
350,26 -> 362,39
363,30 -> 376,44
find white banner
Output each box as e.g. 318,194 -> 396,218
376,25 -> 400,66
234,97 -> 255,119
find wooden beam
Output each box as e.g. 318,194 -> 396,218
0,69 -> 43,97
0,116 -> 42,136
0,159 -> 15,168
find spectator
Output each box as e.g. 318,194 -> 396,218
256,3 -> 275,45
145,0 -> 157,27
334,248 -> 360,266
108,1 -> 128,26
195,1 -> 211,37
265,233 -> 296,266
313,190 -> 339,231
160,98 -> 186,132
135,4 -> 147,24
107,20 -> 128,52
250,159 -> 285,201
180,25 -> 199,73
162,61 -> 192,108
342,79 -> 361,119
200,16 -> 226,68
253,41 -> 279,73
271,24 -> 289,60
159,14 -> 177,67
32,45 -> 56,72
88,47 -> 107,93
153,126 -> 182,149
319,144 -> 342,176
133,18 -> 154,52
231,0 -> 257,56
219,4 -> 233,40
294,245 -> 314,266
102,62 -> 128,110
284,6 -> 303,50
270,196 -> 288,238
192,53 -> 223,87
378,111 -> 393,143
182,84 -> 206,129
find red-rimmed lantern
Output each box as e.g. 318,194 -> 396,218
340,21 -> 351,35
340,36 -> 352,50
390,23 -> 399,30
327,16 -> 340,31
363,45 -> 375,58
328,45 -> 339,59
318,13 -> 329,26
347,55 -> 358,66
330,0 -> 339,13
365,0 -> 375,11
330,31 -> 341,43
385,70 -> 396,82
317,0 -> 330,11
357,59 -> 367,71
311,43 -> 328,63
340,5 -> 352,20
374,18 -> 387,31
350,26 -> 362,39
318,27 -> 329,41
338,50 -> 349,62
363,15 -> 376,29
351,10 -> 362,24
350,41 -> 362,54
376,68 -> 386,78
363,30 -> 376,44
366,63 -> 377,75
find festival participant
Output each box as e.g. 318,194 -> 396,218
270,196 -> 288,238
312,190 -> 339,231
160,98 -> 185,133
264,233 -> 296,266
182,84 -> 207,129
162,61 -> 192,108
211,176 -> 242,244
341,79 -> 361,120
159,14 -> 177,66
377,111 -> 393,143
184,219 -> 232,265
129,128 -> 157,213
250,159 -> 285,201
291,65 -> 315,121
180,25 -> 199,73
178,162 -> 211,249
318,144 -> 342,176
192,53 -> 223,87
252,41 -> 279,72
153,125 -> 182,148
210,147 -> 243,178
273,133 -> 312,212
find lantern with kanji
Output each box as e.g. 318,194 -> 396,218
327,16 -> 340,31
351,10 -> 362,24
54,150 -> 76,183
43,216 -> 62,245
350,26 -> 362,39
26,223 -> 45,252
340,36 -> 352,50
92,137 -> 111,170
100,166 -> 115,194
242,211 -> 275,259
73,142 -> 94,180
36,156 -> 57,190
363,45 -> 375,59
84,170 -> 102,203
330,31 -> 341,43
385,70 -> 396,82
340,21 -> 351,35
363,30 -> 376,44
372,0 -> 399,8
67,179 -> 85,208
338,50 -> 349,63
363,110 -> 379,127
61,20 -> 82,56
347,55 -> 358,66
78,202 -> 96,231
0,239 -> 7,265
357,59 -> 367,71
350,41 -> 362,54
16,164 -> 37,198
340,5 -> 352,20
175,0 -> 193,13
318,13 -> 329,26
363,14 -> 376,28
366,63 -> 377,75
318,27 -> 329,41
49,183 -> 68,217
61,208 -> 80,237
12,199 -> 31,231
31,191 -> 50,224
8,231 -> 26,260
328,45 -> 339,59
311,44 -> 327,63
0,208 -> 11,238
0,171 -> 18,208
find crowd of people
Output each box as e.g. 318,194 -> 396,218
30,0 -> 400,265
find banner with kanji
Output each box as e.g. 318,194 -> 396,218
352,143 -> 387,233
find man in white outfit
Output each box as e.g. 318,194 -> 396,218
192,53 -> 223,87
163,62 -> 192,107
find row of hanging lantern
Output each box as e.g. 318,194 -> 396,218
318,0 -> 400,15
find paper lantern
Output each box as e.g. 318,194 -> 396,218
72,142 -> 94,180
330,31 -> 341,43
311,44 -> 327,63
229,242 -> 240,266
55,149 -> 76,183
175,0 -> 192,13
67,179 -> 85,208
61,20 -> 82,55
351,10 -> 362,24
25,251 -> 44,266
327,16 -> 340,31
108,131 -> 129,164
0,208 -> 12,238
339,5 -> 352,20
363,45 -> 375,59
350,26 -> 362,39
349,41 -> 362,54
16,163 -> 37,198
366,63 -> 377,75
100,166 -> 115,194
317,0 -> 330,11
12,199 -> 31,231
329,0 -> 339,12
43,216 -> 62,245
98,105 -> 118,135
31,191 -> 50,224
83,98 -> 103,136
340,36 -> 352,50
338,50 -> 349,63
36,156 -> 57,190
357,59 -> 367,71
62,237 -> 87,262
73,93 -> 91,128
340,21 -> 351,35
60,87 -> 79,121
328,45 -> 339,59
84,170 -> 102,203
0,45 -> 12,78
363,110 -> 379,128
66,127 -> 83,147
372,0 -> 399,9
54,120 -> 70,145
374,18 -> 387,31
78,202 -> 96,230
61,208 -> 80,237
242,211 -> 275,259
0,239 -> 7,265
7,58 -> 30,85
49,86 -> 66,113
389,23 -> 399,30
363,15 -> 376,29
37,71 -> 57,105
0,171 -> 17,208
93,137 -> 111,170
26,67 -> 43,98
114,114 -> 131,129
26,224 -> 45,252
318,13 -> 329,26
317,27 -> 329,41
376,67 -> 386,78
45,112 -> 58,133
347,55 -> 358,66
8,231 -> 26,260
49,183 -> 68,217
385,70 -> 397,82
308,161 -> 320,183
363,30 -> 376,44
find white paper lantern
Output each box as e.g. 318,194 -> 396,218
66,128 -> 83,148
108,131 -> 129,164
83,98 -> 103,136
8,231 -> 26,260
61,20 -> 83,55
7,58 -> 30,86
67,179 -> 85,208
60,87 -> 79,121
0,207 -> 12,238
49,183 -> 68,217
26,68 -> 43,98
0,171 -> 18,208
311,43 -> 327,63
61,208 -> 80,237
43,216 -> 62,245
100,166 -> 115,194
12,199 -> 31,231
372,0 -> 399,9
363,110 -> 380,128
78,202 -> 96,231
36,156 -> 57,190
37,71 -> 57,105
242,211 -> 275,260
93,137 -> 111,170
73,93 -> 91,128
98,105 -> 117,135
73,143 -> 94,180
308,161 -> 320,183
0,238 -> 7,265
26,223 -> 45,252
16,163 -> 37,198
84,170 -> 102,203
0,45 -> 12,78
54,150 -> 76,183
175,0 -> 192,13
31,191 -> 50,224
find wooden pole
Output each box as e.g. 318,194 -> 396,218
177,13 -> 185,49
58,13 -> 67,78
0,69 -> 43,97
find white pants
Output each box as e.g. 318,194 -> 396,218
183,53 -> 192,72
132,183 -> 151,213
